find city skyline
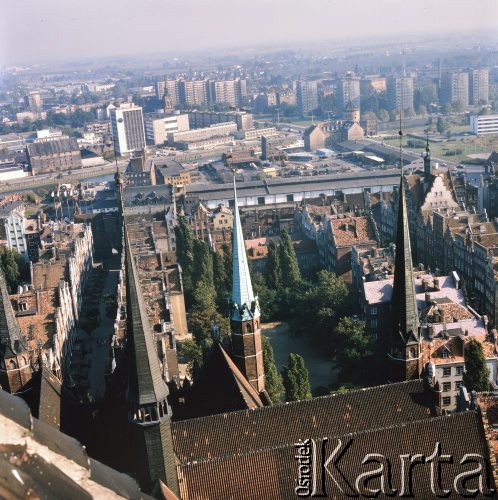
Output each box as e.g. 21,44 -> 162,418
2,0 -> 498,66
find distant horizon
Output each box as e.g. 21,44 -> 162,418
2,0 -> 498,67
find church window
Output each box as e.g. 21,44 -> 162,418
246,323 -> 253,333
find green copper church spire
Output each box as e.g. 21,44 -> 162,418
231,175 -> 257,314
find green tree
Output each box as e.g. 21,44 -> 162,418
264,240 -> 281,289
279,230 -> 301,288
451,100 -> 465,113
175,215 -> 194,289
188,280 -> 219,344
282,353 -> 312,402
301,270 -> 348,341
179,338 -> 203,379
192,239 -> 214,288
463,339 -> 490,392
436,117 -> 448,134
0,246 -> 23,293
262,336 -> 284,403
335,317 -> 373,384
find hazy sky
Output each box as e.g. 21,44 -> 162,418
2,0 -> 498,65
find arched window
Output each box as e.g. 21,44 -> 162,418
246,323 -> 253,333
9,360 -> 17,370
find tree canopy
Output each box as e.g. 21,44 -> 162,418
282,353 -> 312,402
463,339 -> 490,392
0,246 -> 23,293
279,229 -> 301,288
262,336 -> 284,403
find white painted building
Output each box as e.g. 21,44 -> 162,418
470,114 -> 498,135
0,201 -> 27,258
109,103 -> 146,155
145,112 -> 190,145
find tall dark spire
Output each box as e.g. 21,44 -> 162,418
424,130 -> 431,187
0,270 -> 27,359
391,178 -> 419,344
387,112 -> 422,382
124,224 -> 179,495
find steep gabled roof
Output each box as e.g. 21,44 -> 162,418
0,269 -> 27,358
124,224 -> 169,406
186,343 -> 264,418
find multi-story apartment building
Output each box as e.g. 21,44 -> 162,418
188,110 -> 253,131
440,71 -> 469,106
469,68 -> 489,105
26,137 -> 82,175
296,80 -> 318,117
208,78 -> 247,107
109,103 -> 146,156
387,76 -> 414,111
24,92 -> 42,111
144,112 -> 190,145
155,79 -> 180,106
178,79 -> 208,106
338,74 -> 361,110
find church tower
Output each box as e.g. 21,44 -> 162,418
388,177 -> 422,382
424,132 -> 431,188
0,270 -> 31,393
229,176 -> 265,393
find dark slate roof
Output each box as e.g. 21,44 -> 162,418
172,379 -> 436,463
27,137 -> 79,157
124,224 -> 170,406
186,344 -> 264,418
122,185 -> 173,207
391,177 -> 419,343
0,268 -> 27,358
176,411 -> 492,499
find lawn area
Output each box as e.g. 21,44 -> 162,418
383,131 -> 498,164
263,321 -> 338,393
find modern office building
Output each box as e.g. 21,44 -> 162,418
440,71 -> 469,106
109,103 -> 146,156
296,80 -> 319,117
387,76 -> 414,111
470,114 -> 498,135
144,112 -> 190,145
469,68 -> 489,105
